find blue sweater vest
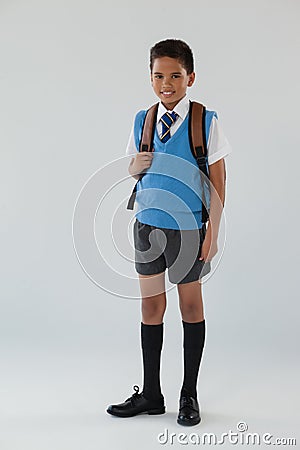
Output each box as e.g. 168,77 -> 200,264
133,107 -> 218,230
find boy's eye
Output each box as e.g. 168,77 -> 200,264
154,74 -> 181,79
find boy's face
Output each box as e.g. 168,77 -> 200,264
151,56 -> 195,110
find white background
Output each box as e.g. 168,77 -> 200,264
1,1 -> 299,449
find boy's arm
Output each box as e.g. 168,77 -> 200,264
129,158 -> 141,180
207,158 -> 226,239
199,157 -> 226,262
126,120 -> 140,180
126,121 -> 154,180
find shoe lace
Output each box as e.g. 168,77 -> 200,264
182,395 -> 193,407
125,385 -> 142,404
181,394 -> 198,412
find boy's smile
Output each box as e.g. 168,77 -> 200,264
151,56 -> 195,110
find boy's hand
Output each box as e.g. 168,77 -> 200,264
129,149 -> 154,176
199,226 -> 218,262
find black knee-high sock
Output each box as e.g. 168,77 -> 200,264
141,322 -> 164,400
181,319 -> 206,398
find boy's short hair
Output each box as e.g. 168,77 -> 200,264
150,39 -> 194,75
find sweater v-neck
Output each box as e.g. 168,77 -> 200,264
153,113 -> 189,149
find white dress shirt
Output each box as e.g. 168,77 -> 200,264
125,95 -> 232,166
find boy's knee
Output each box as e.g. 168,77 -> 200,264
142,298 -> 165,313
142,297 -> 166,321
180,299 -> 201,315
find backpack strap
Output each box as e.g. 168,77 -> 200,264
126,103 -> 159,210
188,101 -> 210,223
139,103 -> 159,152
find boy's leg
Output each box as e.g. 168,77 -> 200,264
139,272 -> 166,324
106,222 -> 168,418
133,220 -> 167,400
177,280 -> 205,425
177,279 -> 204,323
177,280 -> 205,397
106,271 -> 166,417
139,272 -> 166,401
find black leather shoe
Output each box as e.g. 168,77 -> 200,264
106,385 -> 165,418
177,391 -> 201,426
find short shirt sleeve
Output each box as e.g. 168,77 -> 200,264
125,124 -> 136,156
125,110 -> 147,156
207,116 -> 232,165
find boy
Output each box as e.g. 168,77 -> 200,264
106,39 -> 232,426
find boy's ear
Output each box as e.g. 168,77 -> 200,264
188,72 -> 196,87
150,73 -> 153,84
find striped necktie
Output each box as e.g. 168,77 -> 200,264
160,111 -> 178,143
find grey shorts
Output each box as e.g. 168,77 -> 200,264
133,218 -> 211,284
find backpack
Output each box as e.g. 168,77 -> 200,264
126,101 -> 210,224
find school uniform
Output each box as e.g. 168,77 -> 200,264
126,94 -> 232,284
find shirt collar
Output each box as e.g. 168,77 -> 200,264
157,95 -> 190,123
